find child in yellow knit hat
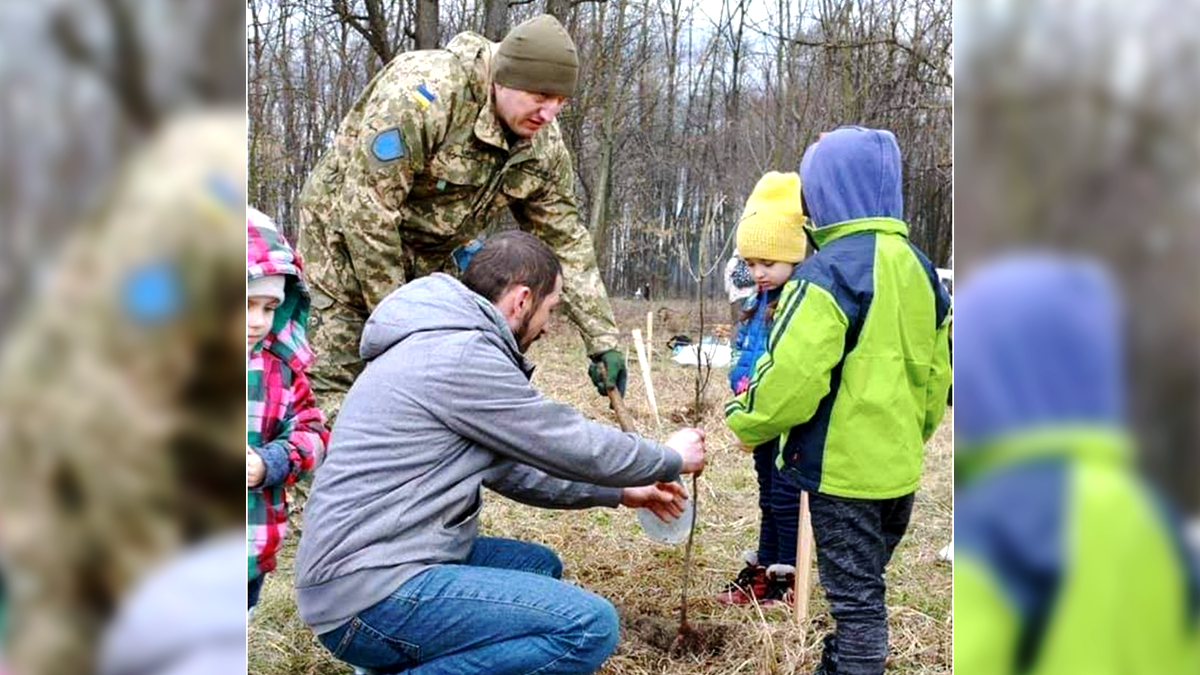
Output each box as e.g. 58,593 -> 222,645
729,171 -> 807,391
717,171 -> 807,607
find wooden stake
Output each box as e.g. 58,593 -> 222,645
631,329 -> 660,430
794,491 -> 815,625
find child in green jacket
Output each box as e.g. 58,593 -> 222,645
726,127 -> 951,675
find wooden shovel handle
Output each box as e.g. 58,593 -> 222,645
607,388 -> 636,433
599,362 -> 636,433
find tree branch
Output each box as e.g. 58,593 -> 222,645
746,24 -> 952,88
52,0 -> 159,130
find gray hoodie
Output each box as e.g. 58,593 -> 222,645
294,274 -> 682,634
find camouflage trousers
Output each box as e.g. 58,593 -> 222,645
290,292 -> 371,530
306,292 -> 371,425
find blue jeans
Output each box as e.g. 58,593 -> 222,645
754,443 -> 800,567
318,537 -> 620,675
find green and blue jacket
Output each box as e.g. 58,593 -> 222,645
952,255 -> 1200,675
725,127 -> 952,499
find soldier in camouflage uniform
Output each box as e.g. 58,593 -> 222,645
298,14 -> 627,421
0,111 -> 246,675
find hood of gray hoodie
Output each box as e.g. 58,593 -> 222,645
360,273 -> 531,375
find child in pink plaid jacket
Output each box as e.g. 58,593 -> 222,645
246,207 -> 328,612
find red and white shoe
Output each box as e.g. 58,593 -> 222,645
716,551 -> 772,605
763,563 -> 797,606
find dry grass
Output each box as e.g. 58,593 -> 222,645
248,298 -> 952,674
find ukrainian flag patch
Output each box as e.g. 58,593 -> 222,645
411,82 -> 437,108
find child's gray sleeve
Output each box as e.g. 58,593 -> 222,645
251,444 -> 291,489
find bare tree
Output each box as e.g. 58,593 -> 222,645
415,0 -> 440,47
50,0 -> 158,130
483,0 -> 510,40
585,0 -> 628,269
545,0 -> 572,23
332,0 -> 398,64
250,0 -> 953,295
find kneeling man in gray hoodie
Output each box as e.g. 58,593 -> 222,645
295,231 -> 706,675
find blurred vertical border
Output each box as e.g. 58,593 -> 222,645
0,1 -> 248,674
955,0 -> 1200,515
955,1 -> 1200,673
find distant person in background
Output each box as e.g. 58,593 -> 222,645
724,251 -> 756,325
954,254 -> 1200,675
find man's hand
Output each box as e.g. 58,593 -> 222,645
588,350 -> 627,397
666,427 -> 706,474
247,446 -> 265,488
621,481 -> 689,522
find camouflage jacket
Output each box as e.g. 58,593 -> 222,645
297,31 -> 618,354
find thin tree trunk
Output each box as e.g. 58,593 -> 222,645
484,0 -> 509,40
587,0 -> 628,270
416,0 -> 440,48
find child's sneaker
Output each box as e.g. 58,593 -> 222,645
716,551 -> 770,605
762,563 -> 797,606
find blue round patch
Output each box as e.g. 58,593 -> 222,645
121,262 -> 183,323
371,129 -> 405,162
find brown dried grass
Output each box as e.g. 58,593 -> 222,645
248,299 -> 952,674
